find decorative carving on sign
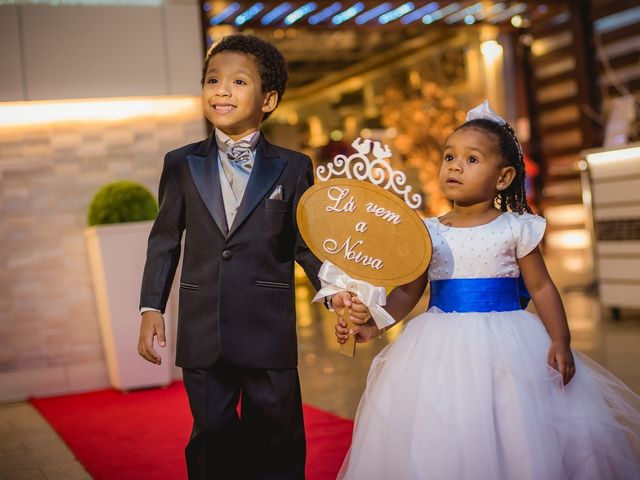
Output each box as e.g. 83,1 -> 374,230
316,138 -> 422,209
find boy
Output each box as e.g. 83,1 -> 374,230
137,34 -> 327,479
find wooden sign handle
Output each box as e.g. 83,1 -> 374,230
338,304 -> 357,357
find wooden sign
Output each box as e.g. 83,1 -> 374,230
297,137 -> 432,357
297,179 -> 431,286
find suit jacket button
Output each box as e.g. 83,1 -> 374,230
222,249 -> 233,260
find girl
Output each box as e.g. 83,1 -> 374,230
335,101 -> 640,479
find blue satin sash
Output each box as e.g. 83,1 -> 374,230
428,277 -> 529,313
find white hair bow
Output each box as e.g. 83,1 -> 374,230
465,100 -> 506,125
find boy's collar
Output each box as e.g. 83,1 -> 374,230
214,129 -> 260,151
195,130 -> 277,159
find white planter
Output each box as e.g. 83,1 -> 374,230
85,221 -> 173,390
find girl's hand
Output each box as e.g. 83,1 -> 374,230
331,292 -> 371,323
547,341 -> 576,385
335,316 -> 380,344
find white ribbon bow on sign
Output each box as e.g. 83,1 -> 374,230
312,261 -> 396,329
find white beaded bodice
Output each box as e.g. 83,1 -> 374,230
424,212 -> 546,281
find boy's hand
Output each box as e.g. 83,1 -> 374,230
335,317 -> 380,344
547,341 -> 575,385
330,292 -> 370,324
331,292 -> 379,344
138,311 -> 166,365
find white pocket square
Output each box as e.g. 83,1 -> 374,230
269,185 -> 283,200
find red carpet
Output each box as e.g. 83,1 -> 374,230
31,381 -> 353,479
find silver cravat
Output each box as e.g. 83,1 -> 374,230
221,140 -> 253,200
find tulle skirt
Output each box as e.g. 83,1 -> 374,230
338,308 -> 640,480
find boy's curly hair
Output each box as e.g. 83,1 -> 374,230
201,34 -> 289,120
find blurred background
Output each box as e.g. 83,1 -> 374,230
1,0 -> 639,477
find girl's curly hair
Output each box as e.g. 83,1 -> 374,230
454,118 -> 532,214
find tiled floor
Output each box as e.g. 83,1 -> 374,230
1,247 -> 639,478
0,403 -> 90,480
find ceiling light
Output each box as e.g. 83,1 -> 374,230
284,2 -> 317,25
261,3 -> 293,25
209,3 -> 240,25
309,2 -> 341,24
234,3 -> 265,25
355,3 -> 392,25
332,2 -> 365,25
401,2 -> 438,24
480,39 -> 503,62
422,3 -> 459,24
511,14 -> 523,27
378,2 -> 415,24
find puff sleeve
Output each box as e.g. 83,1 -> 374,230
508,212 -> 546,258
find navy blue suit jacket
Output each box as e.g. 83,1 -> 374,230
140,134 -> 322,369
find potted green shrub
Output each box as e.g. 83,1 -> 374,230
87,180 -> 158,226
84,180 -> 173,390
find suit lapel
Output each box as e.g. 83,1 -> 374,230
228,136 -> 286,238
186,136 -> 229,236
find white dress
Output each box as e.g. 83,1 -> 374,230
338,212 -> 640,480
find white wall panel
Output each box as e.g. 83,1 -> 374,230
600,283 -> 640,308
598,258 -> 640,281
164,3 -> 202,95
22,5 -> 167,99
594,204 -> 640,220
0,7 -> 25,101
593,179 -> 640,204
597,241 -> 640,255
590,156 -> 640,178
